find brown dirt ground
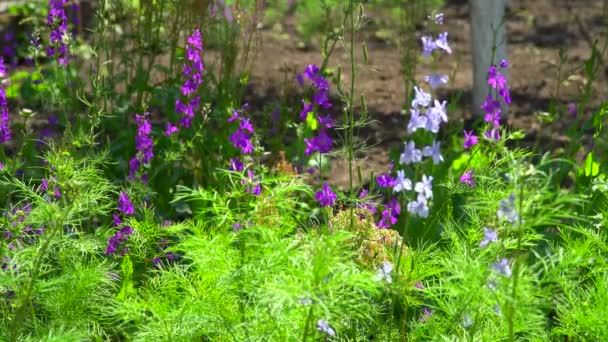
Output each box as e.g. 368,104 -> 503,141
245,0 -> 608,189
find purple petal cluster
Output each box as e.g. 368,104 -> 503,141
377,197 -> 400,229
298,64 -> 333,156
241,169 -> 261,196
129,112 -> 154,181
460,169 -> 475,187
316,320 -> 336,337
47,0 -> 69,66
166,29 -> 204,134
482,60 -> 511,140
228,104 -> 255,155
314,182 -> 337,207
107,192 -> 136,255
0,58 -> 10,144
463,130 -> 478,149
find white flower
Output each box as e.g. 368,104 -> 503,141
415,174 -> 433,199
407,194 -> 429,218
412,86 -> 431,108
424,74 -> 449,89
422,141 -> 444,165
400,141 -> 422,165
393,170 -> 412,193
435,32 -> 452,54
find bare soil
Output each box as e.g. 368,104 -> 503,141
245,0 -> 608,188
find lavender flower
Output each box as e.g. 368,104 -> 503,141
317,320 -> 336,337
460,169 -> 475,187
393,170 -> 412,193
105,226 -> 134,255
421,36 -> 436,58
407,108 -> 427,134
400,141 -> 422,165
424,73 -> 449,89
422,141 -> 444,164
228,104 -> 255,155
414,175 -> 433,199
315,183 -> 337,207
435,32 -> 451,54
492,258 -> 512,277
407,194 -> 429,218
412,86 -> 431,108
497,193 -> 518,223
241,169 -> 261,196
479,227 -> 498,248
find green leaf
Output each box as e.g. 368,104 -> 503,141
116,255 -> 135,301
584,152 -> 600,177
306,112 -> 318,131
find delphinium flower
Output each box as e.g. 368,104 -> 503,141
228,157 -> 244,171
377,197 -> 400,229
129,112 -> 154,181
165,29 -> 204,135
297,64 -> 333,156
228,104 -> 255,155
479,227 -> 498,248
424,73 -> 449,89
422,141 -> 444,165
463,130 -> 478,149
497,193 -> 518,224
482,60 -> 511,141
47,0 -> 70,66
415,175 -> 433,200
106,192 -> 136,255
376,261 -> 393,283
315,182 -> 337,207
400,141 -> 422,165
460,169 -> 475,187
376,173 -> 396,188
407,195 -> 429,218
118,191 -> 135,216
492,258 -> 512,277
0,57 -> 10,144
420,307 -> 433,323
357,189 -> 377,215
393,170 -> 412,193
2,31 -> 17,63
317,319 -> 336,337
241,169 -> 261,196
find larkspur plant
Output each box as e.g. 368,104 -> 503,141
0,2 -> 607,341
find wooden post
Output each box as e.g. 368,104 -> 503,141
470,0 -> 508,118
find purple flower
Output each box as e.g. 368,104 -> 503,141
118,191 -> 135,216
460,169 -> 475,187
420,307 -> 433,323
315,183 -> 337,207
463,130 -> 478,149
484,127 -> 500,141
229,157 -> 244,171
39,178 -> 49,192
229,104 -> 255,155
53,185 -> 61,199
487,65 -> 506,90
377,197 -> 401,229
241,169 -> 261,196
129,113 -> 154,181
47,0 -> 69,66
497,194 -> 518,223
105,225 -> 134,255
317,320 -> 335,337
567,102 -> 577,118
479,227 -> 498,248
0,58 -> 10,144
112,213 -> 122,227
492,258 -> 512,277
304,129 -> 332,155
376,173 -> 396,188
